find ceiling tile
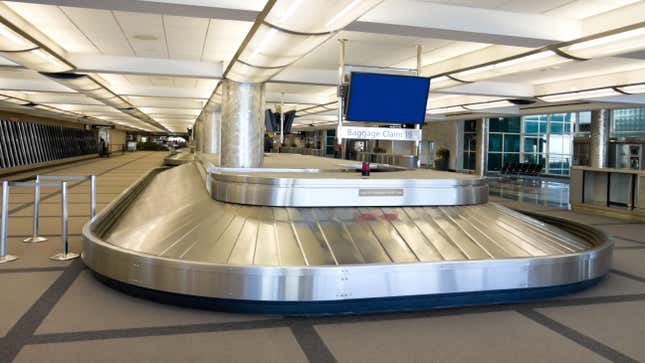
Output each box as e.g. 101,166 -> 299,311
164,15 -> 210,60
114,11 -> 167,58
61,7 -> 133,56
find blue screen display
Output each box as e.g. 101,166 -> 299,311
345,72 -> 430,124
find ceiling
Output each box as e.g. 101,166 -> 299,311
0,0 -> 643,132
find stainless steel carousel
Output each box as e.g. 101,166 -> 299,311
82,153 -> 612,315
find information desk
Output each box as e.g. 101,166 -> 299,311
570,165 -> 645,220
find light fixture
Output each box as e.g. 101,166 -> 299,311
537,88 -> 621,102
0,96 -> 28,105
0,48 -> 71,72
0,22 -> 33,51
40,72 -> 167,132
463,100 -> 516,110
617,83 -> 645,94
559,26 -> 645,59
451,50 -> 571,82
429,75 -> 464,90
427,106 -> 467,114
264,0 -> 381,34
0,20 -> 72,72
226,0 -> 382,83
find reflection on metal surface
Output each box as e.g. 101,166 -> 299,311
163,150 -> 194,166
207,154 -> 488,207
220,79 -> 265,168
82,163 -> 612,308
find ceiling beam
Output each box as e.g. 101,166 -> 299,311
0,78 -> 75,93
535,68 -> 645,95
351,0 -> 582,47
265,92 -> 331,105
117,86 -> 212,99
436,81 -> 536,98
69,54 -> 223,79
11,0 -> 258,21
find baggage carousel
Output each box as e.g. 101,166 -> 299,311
82,155 -> 612,315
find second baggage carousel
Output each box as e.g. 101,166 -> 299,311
82,155 -> 612,315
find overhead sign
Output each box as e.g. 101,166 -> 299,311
339,126 -> 422,141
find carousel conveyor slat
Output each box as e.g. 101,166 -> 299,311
100,163 -> 593,266
82,161 -> 612,312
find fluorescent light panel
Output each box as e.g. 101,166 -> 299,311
464,100 -> 515,110
617,83 -> 645,94
538,88 -> 620,102
451,50 -> 569,82
427,106 -> 466,114
562,26 -> 645,59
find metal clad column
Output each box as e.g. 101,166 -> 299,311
203,106 -> 221,155
195,117 -> 204,153
476,118 -> 488,177
590,109 -> 610,168
221,79 -> 265,168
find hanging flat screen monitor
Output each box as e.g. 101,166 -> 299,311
264,109 -> 277,132
283,110 -> 296,134
345,72 -> 430,124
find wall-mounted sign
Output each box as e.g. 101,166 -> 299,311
339,126 -> 422,141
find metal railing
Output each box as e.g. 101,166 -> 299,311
0,174 -> 96,263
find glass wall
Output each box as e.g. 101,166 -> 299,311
612,108 -> 645,138
487,114 -> 574,175
487,117 -> 521,172
463,120 -> 477,170
544,113 -> 573,175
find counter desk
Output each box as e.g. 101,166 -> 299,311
570,165 -> 645,220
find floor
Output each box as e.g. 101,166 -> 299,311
488,176 -> 570,208
1,153 -> 644,363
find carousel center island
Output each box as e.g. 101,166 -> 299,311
81,153 -> 612,315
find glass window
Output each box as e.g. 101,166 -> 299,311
504,134 -> 520,153
489,133 -> 502,152
612,108 -> 645,138
488,153 -> 502,171
518,113 -> 575,176
503,153 -> 519,165
524,138 -> 539,153
464,120 -> 477,133
524,121 -> 539,134
489,117 -> 520,133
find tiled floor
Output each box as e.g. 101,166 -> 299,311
2,155 -> 645,362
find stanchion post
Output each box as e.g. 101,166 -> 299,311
24,176 -> 47,243
50,181 -> 79,261
90,175 -> 96,219
0,181 -> 18,263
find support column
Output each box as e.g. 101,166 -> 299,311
220,79 -> 265,168
194,117 -> 203,153
590,109 -> 610,168
202,107 -> 220,155
475,118 -> 488,177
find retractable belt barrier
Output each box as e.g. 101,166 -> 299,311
0,175 -> 96,264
